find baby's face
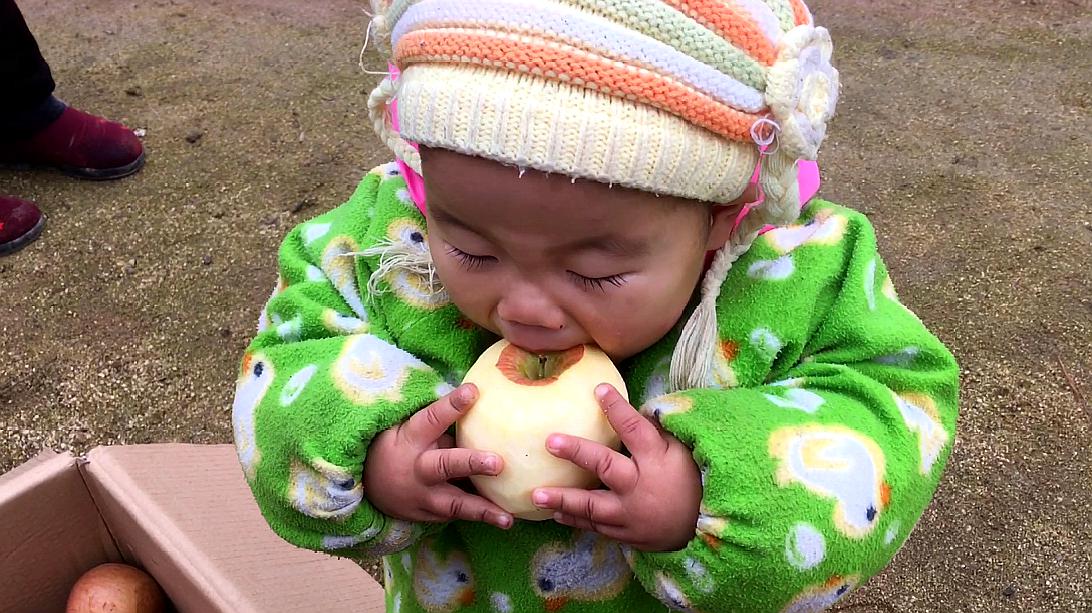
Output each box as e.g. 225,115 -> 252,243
421,147 -> 716,361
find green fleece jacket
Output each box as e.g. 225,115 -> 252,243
232,163 -> 959,613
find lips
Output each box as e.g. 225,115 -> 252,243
496,321 -> 580,354
505,339 -> 578,354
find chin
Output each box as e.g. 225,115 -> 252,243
601,329 -> 670,362
601,345 -> 638,362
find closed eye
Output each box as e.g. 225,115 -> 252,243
568,271 -> 627,292
446,245 -> 495,271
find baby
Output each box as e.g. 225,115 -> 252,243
232,1 -> 959,611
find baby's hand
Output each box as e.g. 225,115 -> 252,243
364,384 -> 513,530
531,384 -> 702,551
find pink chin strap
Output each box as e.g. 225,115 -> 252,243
386,65 -> 821,222
388,65 -> 429,214
395,151 -> 426,214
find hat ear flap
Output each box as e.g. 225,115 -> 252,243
368,75 -> 422,173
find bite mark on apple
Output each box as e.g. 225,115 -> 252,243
496,344 -> 585,386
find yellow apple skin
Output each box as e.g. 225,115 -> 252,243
457,340 -> 627,520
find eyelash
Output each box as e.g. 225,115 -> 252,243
568,272 -> 627,293
446,246 -> 628,292
446,246 -> 494,271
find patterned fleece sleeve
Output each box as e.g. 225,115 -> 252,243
231,170 -> 459,558
626,203 -> 960,613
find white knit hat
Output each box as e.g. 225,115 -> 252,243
366,0 -> 839,391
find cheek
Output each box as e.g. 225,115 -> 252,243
588,280 -> 692,358
594,255 -> 705,357
426,233 -> 460,287
428,242 -> 455,285
430,248 -> 497,325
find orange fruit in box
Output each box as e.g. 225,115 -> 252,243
66,563 -> 167,613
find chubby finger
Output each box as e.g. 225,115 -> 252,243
418,447 -> 503,484
596,384 -> 665,457
426,486 -> 513,529
545,434 -> 637,492
403,384 -> 478,446
531,487 -> 625,526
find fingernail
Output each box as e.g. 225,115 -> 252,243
595,384 -> 612,400
546,435 -> 563,452
458,384 -> 475,404
482,455 -> 498,473
497,514 -> 512,529
532,490 -> 548,506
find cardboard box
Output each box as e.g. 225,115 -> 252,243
0,444 -> 385,612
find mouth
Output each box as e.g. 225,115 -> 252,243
497,323 -> 579,354
503,336 -> 584,356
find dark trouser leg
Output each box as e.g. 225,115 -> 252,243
0,0 -> 65,141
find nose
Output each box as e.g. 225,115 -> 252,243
495,279 -> 565,331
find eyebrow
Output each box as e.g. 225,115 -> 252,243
430,206 -> 649,258
428,206 -> 477,233
566,234 -> 650,259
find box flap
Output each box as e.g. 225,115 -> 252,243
80,444 -> 385,613
0,450 -> 120,612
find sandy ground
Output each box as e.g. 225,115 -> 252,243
1,0 -> 1089,611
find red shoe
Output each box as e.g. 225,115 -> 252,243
0,196 -> 45,256
0,106 -> 145,180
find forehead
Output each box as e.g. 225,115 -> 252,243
420,148 -> 703,248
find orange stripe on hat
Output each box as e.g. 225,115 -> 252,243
394,29 -> 763,142
789,0 -> 812,26
659,0 -> 778,66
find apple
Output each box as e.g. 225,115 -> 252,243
457,340 -> 626,520
66,563 -> 167,613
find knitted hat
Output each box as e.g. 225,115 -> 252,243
365,0 -> 839,391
